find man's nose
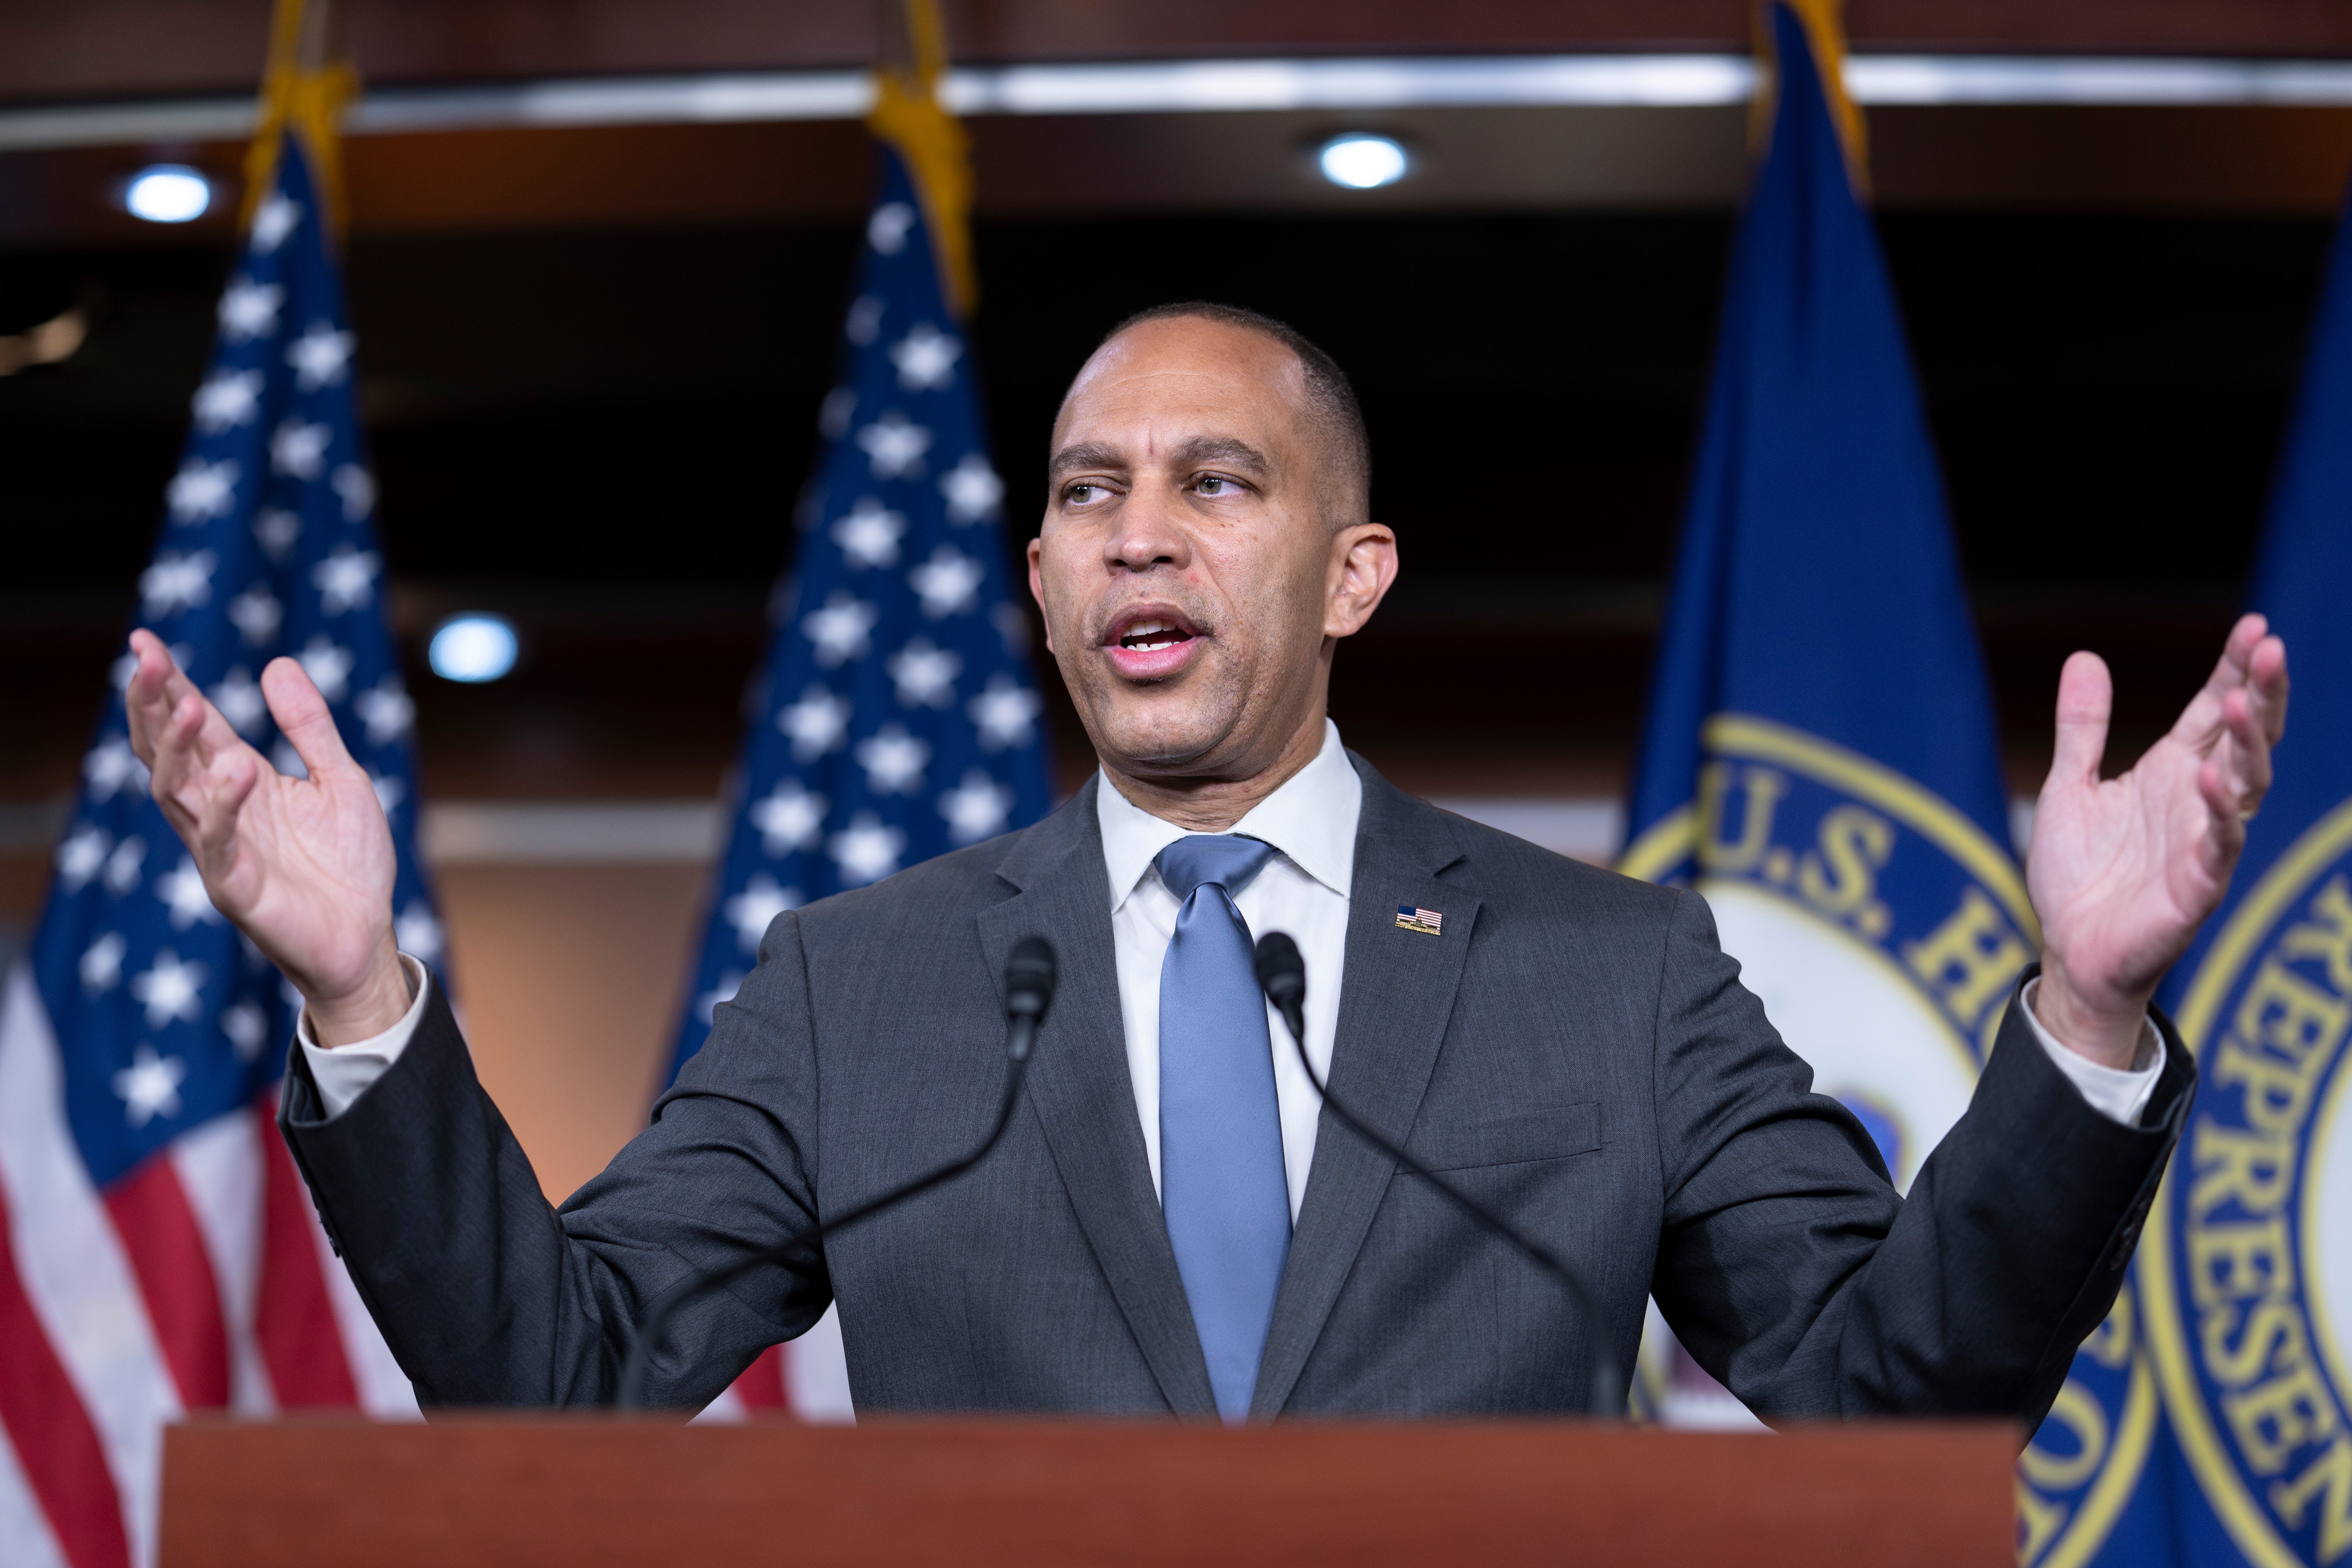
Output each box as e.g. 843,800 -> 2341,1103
1105,488 -> 1192,574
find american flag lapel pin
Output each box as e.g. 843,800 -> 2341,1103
1395,904 -> 1443,936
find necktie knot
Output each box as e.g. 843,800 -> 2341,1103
1155,834 -> 1276,904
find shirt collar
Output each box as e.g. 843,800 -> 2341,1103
1095,719 -> 1362,909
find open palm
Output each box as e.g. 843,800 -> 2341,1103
123,628 -> 404,1032
2026,614 -> 2289,1066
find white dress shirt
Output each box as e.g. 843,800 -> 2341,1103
1097,718 -> 1360,1222
300,721 -> 2165,1163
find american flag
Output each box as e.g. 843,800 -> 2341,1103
0,130 -> 424,1567
667,135 -> 1052,1420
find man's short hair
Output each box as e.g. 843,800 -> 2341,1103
1100,301 -> 1371,529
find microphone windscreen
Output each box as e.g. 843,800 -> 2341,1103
1005,935 -> 1057,1015
1254,931 -> 1306,1004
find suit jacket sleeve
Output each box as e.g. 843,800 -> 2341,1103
1646,889 -> 2192,1425
277,909 -> 834,1409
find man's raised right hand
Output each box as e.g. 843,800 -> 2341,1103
123,628 -> 413,1045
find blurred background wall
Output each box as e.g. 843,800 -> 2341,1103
6,0 -> 2352,1197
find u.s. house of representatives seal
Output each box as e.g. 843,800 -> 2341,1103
2145,799 -> 2352,1568
1622,713 -> 2157,1566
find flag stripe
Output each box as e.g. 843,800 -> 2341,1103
255,1105 -> 359,1408
0,1167 -> 128,1568
0,1407 -> 74,1568
103,1160 -> 232,1412
0,973 -> 172,1568
732,1344 -> 790,1412
168,1111 -> 273,1414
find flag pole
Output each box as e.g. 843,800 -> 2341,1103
869,0 -> 976,317
242,0 -> 359,237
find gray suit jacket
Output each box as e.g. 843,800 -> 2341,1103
280,756 -> 2191,1422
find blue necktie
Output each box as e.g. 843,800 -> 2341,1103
1155,834 -> 1289,1422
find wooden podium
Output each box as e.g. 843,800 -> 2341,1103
161,1416 -> 2017,1566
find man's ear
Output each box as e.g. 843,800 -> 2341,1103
1325,522 -> 1398,640
1026,537 -> 1055,653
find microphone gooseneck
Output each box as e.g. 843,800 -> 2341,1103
615,936 -> 1057,1411
1252,931 -> 1623,1419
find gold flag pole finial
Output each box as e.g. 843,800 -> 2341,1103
241,0 -> 359,236
1752,0 -> 1869,194
869,0 -> 977,317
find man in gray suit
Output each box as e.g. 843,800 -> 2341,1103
124,302 -> 2287,1424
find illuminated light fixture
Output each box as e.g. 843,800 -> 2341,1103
124,164 -> 213,223
1316,133 -> 1410,189
428,614 -> 519,683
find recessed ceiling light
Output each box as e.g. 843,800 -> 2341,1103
428,614 -> 520,683
1315,133 -> 1410,189
124,164 -> 213,224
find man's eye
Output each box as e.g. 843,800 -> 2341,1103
1196,475 -> 1231,497
1067,483 -> 1103,505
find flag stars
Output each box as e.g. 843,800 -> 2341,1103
970,675 -> 1042,751
724,874 -> 800,952
909,544 -> 984,619
140,550 -> 217,618
167,457 -> 239,524
286,320 -> 355,391
829,813 -> 906,886
229,583 -> 284,647
940,770 -> 1015,845
57,825 -> 110,893
355,678 -> 414,745
749,780 -> 826,856
221,1000 -> 268,1063
845,293 -> 885,345
395,900 -> 443,965
191,368 -> 263,433
297,636 -> 355,703
802,591 -> 878,668
103,836 -> 148,896
113,1045 -> 189,1129
778,686 -> 852,761
696,970 -> 745,1025
312,545 -> 380,614
272,417 -> 331,480
867,203 -> 916,255
84,737 -> 151,801
888,638 -> 962,708
889,323 -> 962,391
856,412 -> 932,479
156,856 -> 221,929
331,464 -> 376,522
129,950 -> 208,1029
81,933 -> 127,993
833,497 -> 907,569
940,453 -> 1003,523
855,724 -> 930,795
210,667 -> 266,736
250,192 -> 301,253
254,508 -> 302,562
217,277 -> 283,341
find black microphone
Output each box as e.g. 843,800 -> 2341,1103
1253,931 -> 1623,1418
615,936 -> 1057,1411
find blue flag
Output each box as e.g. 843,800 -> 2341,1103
1623,12 -> 2154,1555
663,143 -> 1052,1082
26,134 -> 438,1190
2128,169 -> 2352,1568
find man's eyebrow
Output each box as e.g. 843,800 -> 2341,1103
1168,436 -> 1270,476
1047,442 -> 1127,483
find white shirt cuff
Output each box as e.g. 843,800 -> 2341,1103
2018,976 -> 2166,1126
295,954 -> 431,1119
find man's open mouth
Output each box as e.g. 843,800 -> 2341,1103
1116,618 -> 1195,652
1102,607 -> 1206,676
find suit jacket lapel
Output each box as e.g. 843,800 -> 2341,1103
975,778 -> 1218,1418
1251,759 -> 1480,1418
